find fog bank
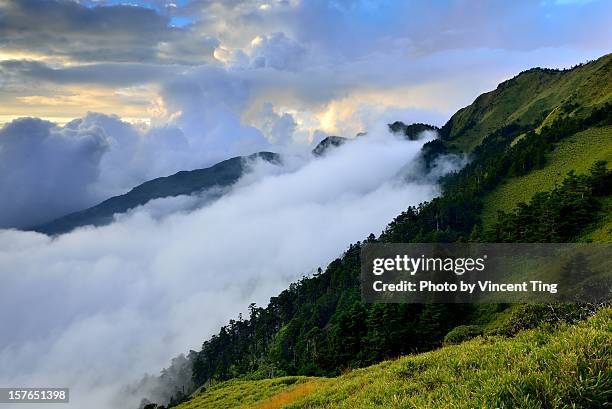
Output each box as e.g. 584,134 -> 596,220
0,131 -> 460,408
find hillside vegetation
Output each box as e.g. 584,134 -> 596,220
578,196 -> 612,243
142,54 -> 612,409
174,308 -> 611,409
481,125 -> 612,228
175,377 -> 324,409
440,53 -> 611,152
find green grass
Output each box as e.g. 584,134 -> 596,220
176,308 -> 611,409
175,376 -> 325,409
445,53 -> 611,152
287,308 -> 611,409
480,125 -> 612,229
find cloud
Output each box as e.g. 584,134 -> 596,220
0,0 -> 609,151
1,46 -> 602,231
248,32 -> 307,71
2,0 -> 610,126
0,109 -> 271,228
2,0 -> 609,229
287,0 -> 612,56
250,102 -> 297,144
0,117 -> 109,227
0,130 -> 461,409
0,0 -> 174,62
0,60 -> 181,87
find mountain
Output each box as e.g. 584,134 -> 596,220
312,136 -> 348,156
388,122 -> 439,140
33,152 -> 280,235
312,124 -> 437,158
480,124 -> 612,229
426,53 -> 612,230
141,54 -> 612,408
440,53 -> 611,152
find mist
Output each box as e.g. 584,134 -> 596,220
0,130 -> 461,409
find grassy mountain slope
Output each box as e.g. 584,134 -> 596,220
142,54 -> 611,409
481,125 -> 612,228
176,308 -> 611,409
31,152 -> 280,235
177,377 -> 324,409
440,53 -> 611,152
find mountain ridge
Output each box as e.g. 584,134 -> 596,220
32,151 -> 281,235
35,127 -> 433,236
440,53 -> 612,152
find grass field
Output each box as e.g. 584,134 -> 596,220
480,125 -> 612,229
175,308 -> 611,409
175,376 -> 326,409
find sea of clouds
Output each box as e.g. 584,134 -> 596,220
0,127 -> 463,409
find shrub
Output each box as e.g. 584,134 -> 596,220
443,325 -> 483,345
487,304 -> 595,337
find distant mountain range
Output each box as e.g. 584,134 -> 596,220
31,135 -> 369,235
32,152 -> 281,235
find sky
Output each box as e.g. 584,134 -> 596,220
0,0 -> 610,228
1,0 -> 610,129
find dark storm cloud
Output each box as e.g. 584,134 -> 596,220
0,117 -> 109,227
0,0 -> 211,63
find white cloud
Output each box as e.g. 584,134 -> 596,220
250,102 -> 297,144
3,42 -> 601,230
0,107 -> 271,228
0,130 -> 461,409
248,32 -> 307,71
